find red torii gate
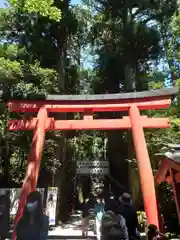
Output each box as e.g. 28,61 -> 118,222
8,87 -> 178,238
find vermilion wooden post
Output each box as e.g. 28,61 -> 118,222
12,106 -> 48,240
129,105 -> 159,229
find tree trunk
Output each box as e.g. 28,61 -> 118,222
55,25 -> 69,222
105,72 -> 131,194
1,140 -> 10,187
162,28 -> 177,86
58,132 -> 76,222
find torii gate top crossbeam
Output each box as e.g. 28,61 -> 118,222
2,87 -> 178,102
7,87 -> 178,113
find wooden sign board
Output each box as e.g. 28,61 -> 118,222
76,167 -> 108,175
76,161 -> 108,168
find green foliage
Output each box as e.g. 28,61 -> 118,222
0,57 -> 22,83
8,0 -> 61,21
0,0 -> 91,189
0,58 -> 59,184
70,131 -> 105,161
169,12 -> 180,63
171,13 -> 180,37
147,71 -> 166,84
148,81 -> 164,89
89,0 -> 174,93
137,211 -> 146,231
0,57 -> 58,94
144,79 -> 180,171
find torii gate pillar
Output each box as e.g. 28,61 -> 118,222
129,105 -> 159,227
12,106 -> 48,240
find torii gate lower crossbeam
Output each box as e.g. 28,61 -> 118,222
8,88 -> 178,239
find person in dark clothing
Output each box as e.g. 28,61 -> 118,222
102,196 -> 129,240
16,191 -> 49,240
81,198 -> 91,237
105,192 -> 120,214
147,224 -> 167,240
87,193 -> 95,210
119,193 -> 139,240
0,193 -> 10,240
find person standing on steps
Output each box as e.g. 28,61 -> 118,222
105,192 -> 119,213
81,198 -> 91,237
119,193 -> 140,240
102,195 -> 129,240
94,196 -> 105,240
16,191 -> 49,240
